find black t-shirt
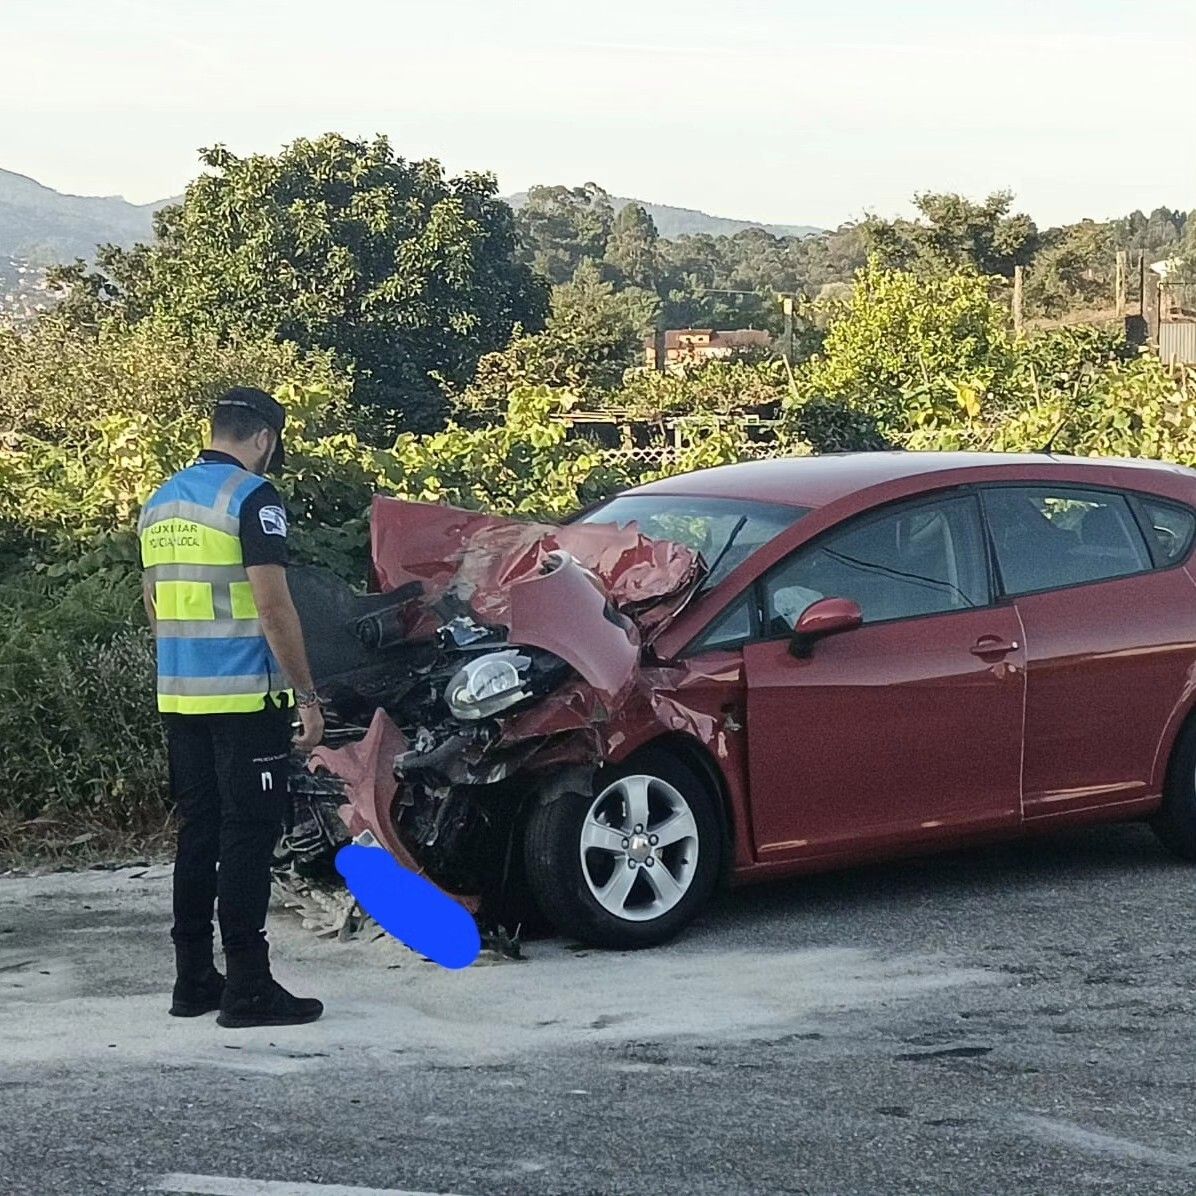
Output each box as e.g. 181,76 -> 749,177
139,452 -> 289,569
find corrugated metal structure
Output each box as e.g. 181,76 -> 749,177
1160,321 -> 1196,366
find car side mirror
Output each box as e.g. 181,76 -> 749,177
789,597 -> 863,659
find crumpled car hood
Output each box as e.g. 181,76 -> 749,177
368,496 -> 704,695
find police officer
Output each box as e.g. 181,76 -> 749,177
139,387 -> 325,1028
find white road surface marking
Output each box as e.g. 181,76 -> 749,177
1013,1115 -> 1196,1169
154,1175 -> 470,1196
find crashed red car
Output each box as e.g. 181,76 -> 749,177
286,452 -> 1196,948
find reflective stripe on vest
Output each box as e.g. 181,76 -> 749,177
139,462 -> 292,715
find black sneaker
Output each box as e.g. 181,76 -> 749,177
216,978 -> 324,1029
169,967 -> 225,1018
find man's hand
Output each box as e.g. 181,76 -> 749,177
294,701 -> 325,751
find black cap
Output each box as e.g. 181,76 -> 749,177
214,387 -> 286,473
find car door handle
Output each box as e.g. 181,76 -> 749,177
970,637 -> 1020,657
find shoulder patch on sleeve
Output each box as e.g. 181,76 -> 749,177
258,506 -> 288,538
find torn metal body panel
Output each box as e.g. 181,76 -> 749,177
284,497 -> 720,923
368,496 -> 703,644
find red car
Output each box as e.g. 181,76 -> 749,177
290,452 -> 1196,949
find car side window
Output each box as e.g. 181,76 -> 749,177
690,592 -> 755,652
761,495 -> 990,634
1140,498 -> 1196,564
983,487 -> 1152,596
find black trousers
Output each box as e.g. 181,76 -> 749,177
164,702 -> 291,958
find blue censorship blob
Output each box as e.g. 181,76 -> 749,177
335,843 -> 481,970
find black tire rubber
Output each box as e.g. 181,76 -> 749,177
1151,719 -> 1196,860
522,747 -> 722,949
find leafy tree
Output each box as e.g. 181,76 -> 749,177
867,191 -> 1038,279
514,183 -> 614,285
1025,220 -> 1118,316
653,222 -> 869,331
793,259 -> 1015,433
457,261 -> 653,411
563,258 -> 660,335
1115,208 -> 1188,257
0,314 -> 348,446
604,203 -> 663,293
49,134 -> 547,431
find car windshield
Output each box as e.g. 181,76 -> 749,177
576,494 -> 808,589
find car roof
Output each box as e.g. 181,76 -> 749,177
625,452 -> 1196,510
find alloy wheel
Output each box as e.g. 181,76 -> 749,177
578,773 -> 700,923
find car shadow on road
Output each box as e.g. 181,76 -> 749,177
694,821 -> 1183,947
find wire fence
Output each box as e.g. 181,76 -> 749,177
596,439 -> 780,470
550,411 -> 786,469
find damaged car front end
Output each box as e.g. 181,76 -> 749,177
283,495 -> 722,947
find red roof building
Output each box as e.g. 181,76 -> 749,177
644,328 -> 772,371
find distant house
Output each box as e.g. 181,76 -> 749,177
644,328 -> 772,371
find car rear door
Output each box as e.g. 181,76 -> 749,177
980,484 -> 1196,822
741,491 -> 1025,861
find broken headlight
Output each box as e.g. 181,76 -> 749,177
444,650 -> 533,721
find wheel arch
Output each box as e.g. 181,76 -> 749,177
1153,695 -> 1196,798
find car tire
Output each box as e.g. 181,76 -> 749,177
523,748 -> 722,949
1151,720 -> 1196,861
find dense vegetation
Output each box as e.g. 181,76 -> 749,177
515,184 -> 1196,338
1,133 -> 1192,862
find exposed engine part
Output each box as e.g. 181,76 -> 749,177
281,753 -> 353,877
437,615 -> 498,649
396,732 -> 476,777
287,725 -> 524,915
353,611 -> 406,651
351,580 -> 425,649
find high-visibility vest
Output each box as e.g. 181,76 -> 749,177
138,461 -> 292,715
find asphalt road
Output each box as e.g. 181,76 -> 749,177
3,822 -> 1196,1196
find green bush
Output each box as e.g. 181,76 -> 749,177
792,258 -> 1014,435
0,571 -> 168,859
613,359 -> 789,422
0,316 -> 350,444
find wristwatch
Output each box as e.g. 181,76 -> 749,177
294,687 -> 323,709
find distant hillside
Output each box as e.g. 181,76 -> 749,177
0,168 -> 174,264
505,190 -> 821,240
0,166 -> 821,267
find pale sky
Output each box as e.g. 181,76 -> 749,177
3,0 -> 1193,228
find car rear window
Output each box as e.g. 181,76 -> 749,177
575,495 -> 807,589
983,487 -> 1153,596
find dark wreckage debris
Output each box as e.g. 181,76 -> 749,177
281,495 -> 716,937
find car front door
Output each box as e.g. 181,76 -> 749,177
741,492 -> 1026,861
981,484 -> 1196,822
